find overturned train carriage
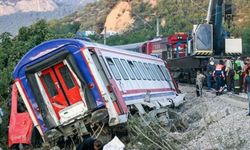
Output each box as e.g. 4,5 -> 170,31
8,39 -> 185,148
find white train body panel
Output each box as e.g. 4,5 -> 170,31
90,43 -> 183,113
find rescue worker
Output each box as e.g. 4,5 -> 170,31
196,70 -> 205,97
226,67 -> 234,92
234,57 -> 243,94
237,56 -> 245,71
206,57 -> 215,90
77,134 -> 103,150
243,57 -> 250,79
213,60 -> 225,95
225,57 -> 233,70
244,66 -> 250,116
225,58 -> 234,92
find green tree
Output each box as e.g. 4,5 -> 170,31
18,26 -> 31,41
242,26 -> 250,55
30,20 -> 49,45
0,32 -> 12,48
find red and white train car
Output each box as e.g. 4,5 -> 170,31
96,43 -> 185,113
9,38 -> 184,148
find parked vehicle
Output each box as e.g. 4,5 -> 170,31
8,38 -> 184,148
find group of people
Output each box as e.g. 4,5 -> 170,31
204,56 -> 250,95
195,56 -> 250,115
196,56 -> 250,96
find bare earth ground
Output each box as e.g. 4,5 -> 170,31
173,84 -> 250,150
126,84 -> 250,150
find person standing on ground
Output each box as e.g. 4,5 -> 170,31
234,57 -> 243,94
235,57 -> 245,91
213,60 -> 225,95
196,70 -> 205,97
206,57 -> 215,90
244,66 -> 250,116
226,67 -> 234,92
225,58 -> 234,92
243,57 -> 250,79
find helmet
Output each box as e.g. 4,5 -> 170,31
209,57 -> 214,62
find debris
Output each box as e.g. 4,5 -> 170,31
103,136 -> 125,150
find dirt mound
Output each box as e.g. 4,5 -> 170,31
104,1 -> 134,33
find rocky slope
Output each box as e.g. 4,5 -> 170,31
104,1 -> 134,33
126,84 -> 250,149
103,0 -> 157,33
0,0 -> 56,16
0,0 -> 95,35
176,85 -> 250,149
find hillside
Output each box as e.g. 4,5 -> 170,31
2,0 -> 249,37
0,0 -> 95,35
0,0 -> 56,16
62,0 -> 249,38
104,1 -> 134,33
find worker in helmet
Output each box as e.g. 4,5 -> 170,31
206,57 -> 215,90
234,57 -> 243,94
213,60 -> 225,95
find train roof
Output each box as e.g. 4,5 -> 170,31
113,42 -> 145,51
13,38 -> 162,79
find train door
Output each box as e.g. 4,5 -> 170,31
8,84 -> 33,148
39,62 -> 83,119
90,50 -> 128,117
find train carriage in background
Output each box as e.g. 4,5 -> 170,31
8,38 -> 184,148
114,37 -> 167,58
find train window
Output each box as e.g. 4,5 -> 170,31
144,63 -> 156,80
155,65 -> 165,81
149,63 -> 160,81
42,73 -> 58,97
99,56 -> 112,79
138,62 -> 151,80
106,57 -> 121,80
113,58 -> 129,80
121,59 -> 135,80
128,60 -> 141,80
133,61 -> 146,80
160,65 -> 171,81
59,66 -> 75,89
17,93 -> 27,113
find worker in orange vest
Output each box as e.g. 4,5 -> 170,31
213,60 -> 225,95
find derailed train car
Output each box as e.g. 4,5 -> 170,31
8,39 -> 184,148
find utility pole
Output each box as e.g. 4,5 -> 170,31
156,17 -> 160,37
104,27 -> 106,45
